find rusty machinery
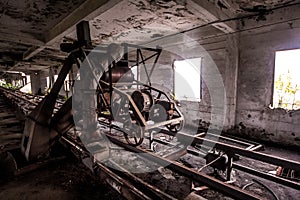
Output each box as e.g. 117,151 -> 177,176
21,20 -> 184,161
96,43 -> 184,146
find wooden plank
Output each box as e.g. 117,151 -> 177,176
0,140 -> 21,147
0,29 -> 44,46
0,131 -> 23,136
0,111 -> 14,114
0,142 -> 21,152
0,113 -> 15,118
23,46 -> 47,60
0,133 -> 23,140
0,118 -> 21,125
0,107 -> 13,110
0,126 -> 23,132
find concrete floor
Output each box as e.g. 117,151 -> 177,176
0,143 -> 299,199
0,157 -> 122,200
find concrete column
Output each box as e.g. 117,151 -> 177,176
224,34 -> 239,129
30,72 -> 41,95
40,71 -> 47,93
30,71 -> 47,95
49,67 -> 55,89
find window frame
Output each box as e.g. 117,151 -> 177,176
272,48 -> 300,110
172,57 -> 202,102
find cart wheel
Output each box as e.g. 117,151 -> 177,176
124,123 -> 144,146
166,120 -> 184,133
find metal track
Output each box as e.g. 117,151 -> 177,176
105,134 -> 261,200
98,121 -> 300,194
1,88 -> 300,200
59,135 -> 175,200
0,91 -> 24,152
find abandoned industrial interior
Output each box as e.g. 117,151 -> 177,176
0,0 -> 300,199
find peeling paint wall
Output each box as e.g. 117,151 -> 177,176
234,5 -> 300,147
177,35 -> 229,130
142,4 -> 300,148
177,34 -> 239,133
141,27 -> 236,133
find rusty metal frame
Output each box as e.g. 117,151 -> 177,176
92,44 -> 183,144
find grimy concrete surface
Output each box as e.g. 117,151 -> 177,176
145,4 -> 300,147
9,1 -> 299,147
235,5 -> 300,147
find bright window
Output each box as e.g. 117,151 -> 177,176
174,58 -> 201,101
273,49 -> 300,110
131,66 -> 138,81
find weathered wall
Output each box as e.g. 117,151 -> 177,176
234,5 -> 300,147
143,26 -> 238,133
177,34 -> 231,131
137,5 -> 300,148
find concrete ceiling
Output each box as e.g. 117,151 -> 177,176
66,0 -> 228,44
0,0 -> 299,73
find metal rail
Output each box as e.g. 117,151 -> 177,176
105,134 -> 262,200
157,129 -> 300,171
1,88 -> 299,199
0,92 -> 24,152
233,163 -> 300,190
101,122 -> 300,195
0,87 -> 63,114
60,135 -> 175,200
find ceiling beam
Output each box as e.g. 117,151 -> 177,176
0,29 -> 44,47
24,0 -> 123,60
23,46 -> 46,60
216,0 -> 240,15
187,0 -> 237,33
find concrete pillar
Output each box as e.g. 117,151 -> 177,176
30,72 -> 40,95
40,71 -> 47,93
224,34 -> 239,129
49,67 -> 55,89
30,71 -> 47,95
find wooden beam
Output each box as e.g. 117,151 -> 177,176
44,0 -> 122,44
0,133 -> 23,140
187,0 -> 236,33
0,29 -> 44,46
23,46 -> 46,60
216,0 -> 240,15
23,0 -> 122,60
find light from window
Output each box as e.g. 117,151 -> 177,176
174,58 -> 201,101
131,66 -> 138,81
46,77 -> 50,89
20,75 -> 32,94
54,75 -> 58,82
273,49 -> 300,110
